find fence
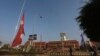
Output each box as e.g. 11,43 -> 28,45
46,51 -> 100,56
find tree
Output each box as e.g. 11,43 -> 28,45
1,44 -> 10,49
76,0 -> 100,42
0,41 -> 2,46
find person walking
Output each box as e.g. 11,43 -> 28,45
69,47 -> 72,56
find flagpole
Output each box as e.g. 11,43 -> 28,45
11,0 -> 27,46
15,0 -> 26,33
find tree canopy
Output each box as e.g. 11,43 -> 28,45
76,0 -> 100,41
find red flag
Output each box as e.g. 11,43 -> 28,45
12,13 -> 25,47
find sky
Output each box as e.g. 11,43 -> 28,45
0,0 -> 87,44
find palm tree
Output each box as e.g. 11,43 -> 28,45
76,0 -> 100,42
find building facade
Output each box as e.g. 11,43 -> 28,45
24,40 -> 79,51
47,40 -> 79,51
